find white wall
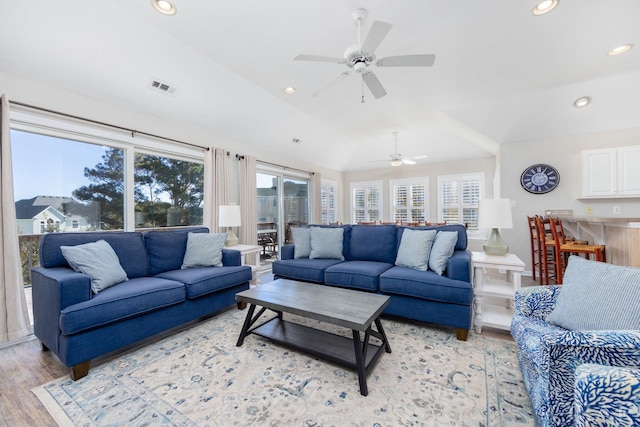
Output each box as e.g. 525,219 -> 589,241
499,128 -> 640,274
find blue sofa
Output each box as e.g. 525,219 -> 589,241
272,224 -> 473,340
32,227 -> 252,380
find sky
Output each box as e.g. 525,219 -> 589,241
10,130 -> 107,201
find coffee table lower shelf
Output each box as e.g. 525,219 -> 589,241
251,317 -> 386,371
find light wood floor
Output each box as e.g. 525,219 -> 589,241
1,273 -> 532,426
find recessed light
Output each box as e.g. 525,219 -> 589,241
573,96 -> 592,108
608,44 -> 633,56
283,87 -> 297,94
532,0 -> 559,15
152,0 -> 177,15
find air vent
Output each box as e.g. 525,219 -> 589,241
150,79 -> 176,95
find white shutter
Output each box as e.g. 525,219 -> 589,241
438,173 -> 484,238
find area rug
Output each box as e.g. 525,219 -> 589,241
33,308 -> 536,426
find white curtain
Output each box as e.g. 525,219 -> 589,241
310,172 -> 322,224
203,147 -> 229,233
239,155 -> 257,262
0,95 -> 31,343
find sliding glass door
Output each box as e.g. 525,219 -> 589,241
256,167 -> 310,266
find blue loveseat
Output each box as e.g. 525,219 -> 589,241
272,224 -> 473,340
32,227 -> 252,380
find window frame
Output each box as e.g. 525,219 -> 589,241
389,177 -> 429,224
10,106 -> 205,232
437,172 -> 485,240
321,179 -> 338,224
350,180 -> 383,224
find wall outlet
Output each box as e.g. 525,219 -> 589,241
613,206 -> 621,214
586,206 -> 593,215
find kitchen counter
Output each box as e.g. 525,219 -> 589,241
553,215 -> 640,267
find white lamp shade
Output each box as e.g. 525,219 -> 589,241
218,205 -> 241,227
478,199 -> 513,229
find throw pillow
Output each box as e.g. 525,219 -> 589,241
395,229 -> 438,271
291,227 -> 311,259
428,231 -> 458,275
309,227 -> 344,260
181,232 -> 227,269
546,255 -> 640,330
61,239 -> 128,293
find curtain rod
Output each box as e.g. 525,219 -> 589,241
7,99 -> 210,151
236,155 -> 314,175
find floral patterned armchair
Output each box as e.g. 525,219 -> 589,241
574,363 -> 640,427
510,285 -> 640,427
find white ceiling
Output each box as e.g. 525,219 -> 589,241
1,0 -> 639,171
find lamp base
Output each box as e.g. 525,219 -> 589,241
225,228 -> 239,247
483,228 -> 509,256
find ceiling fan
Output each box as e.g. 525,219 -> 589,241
294,9 -> 436,99
370,132 -> 426,167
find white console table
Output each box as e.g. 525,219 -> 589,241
230,244 -> 263,285
471,251 -> 525,333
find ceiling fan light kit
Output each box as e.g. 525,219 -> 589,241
294,8 -> 435,100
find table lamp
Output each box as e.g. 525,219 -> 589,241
219,205 -> 241,246
478,198 -> 513,256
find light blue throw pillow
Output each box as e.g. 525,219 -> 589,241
309,227 -> 344,260
395,229 -> 438,271
291,227 -> 311,259
546,256 -> 640,330
61,239 -> 128,293
428,231 -> 458,275
181,232 -> 227,269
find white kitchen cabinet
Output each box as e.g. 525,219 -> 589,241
581,146 -> 640,198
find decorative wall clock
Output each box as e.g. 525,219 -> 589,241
520,164 -> 560,194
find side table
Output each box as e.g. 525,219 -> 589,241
229,244 -> 263,285
471,251 -> 525,333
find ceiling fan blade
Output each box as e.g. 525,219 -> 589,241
377,54 -> 436,67
360,20 -> 393,53
294,54 -> 345,64
362,71 -> 387,99
401,159 -> 417,165
312,71 -> 352,98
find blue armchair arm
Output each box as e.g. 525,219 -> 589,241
514,285 -> 562,320
575,363 -> 640,427
281,244 -> 295,260
31,267 -> 92,354
446,250 -> 470,282
221,248 -> 241,266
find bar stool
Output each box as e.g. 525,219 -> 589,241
534,216 -> 561,285
549,217 -> 606,284
527,216 -> 541,282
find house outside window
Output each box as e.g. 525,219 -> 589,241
390,177 -> 428,224
438,173 -> 484,239
321,179 -> 338,224
350,180 -> 382,223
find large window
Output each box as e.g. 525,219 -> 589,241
438,173 -> 484,239
351,180 -> 382,223
321,179 -> 338,224
390,177 -> 428,224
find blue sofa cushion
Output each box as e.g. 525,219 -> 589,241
272,258 -> 344,283
156,266 -> 252,299
39,231 -> 149,278
145,227 -> 209,276
379,266 -> 473,305
324,260 -> 393,291
59,277 -> 186,335
347,225 -> 398,264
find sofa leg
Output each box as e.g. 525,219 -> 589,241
237,301 -> 247,310
455,328 -> 469,341
70,361 -> 91,381
41,341 -> 49,352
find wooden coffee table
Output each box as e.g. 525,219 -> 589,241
235,279 -> 391,396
